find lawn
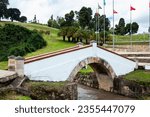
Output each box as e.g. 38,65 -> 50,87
125,70 -> 150,86
79,65 -> 93,74
0,21 -> 76,70
108,34 -> 150,45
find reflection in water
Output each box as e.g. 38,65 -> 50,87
78,84 -> 135,100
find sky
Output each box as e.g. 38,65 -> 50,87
8,0 -> 150,33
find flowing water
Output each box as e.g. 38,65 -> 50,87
78,84 -> 135,100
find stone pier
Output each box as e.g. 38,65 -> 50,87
8,56 -> 24,77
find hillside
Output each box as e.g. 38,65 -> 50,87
0,21 -> 76,70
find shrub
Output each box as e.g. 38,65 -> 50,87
0,24 -> 47,61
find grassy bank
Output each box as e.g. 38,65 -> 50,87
0,81 -> 68,100
125,70 -> 150,86
0,21 -> 76,70
108,34 -> 150,45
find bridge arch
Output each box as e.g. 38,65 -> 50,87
68,57 -> 116,91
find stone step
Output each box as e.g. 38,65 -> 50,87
0,70 -> 17,83
128,57 -> 150,63
118,52 -> 150,57
10,76 -> 27,87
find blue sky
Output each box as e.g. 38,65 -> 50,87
9,0 -> 150,33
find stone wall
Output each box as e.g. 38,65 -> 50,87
0,73 -> 18,88
107,45 -> 150,52
22,81 -> 78,100
113,77 -> 150,98
0,78 -> 78,100
75,72 -> 99,89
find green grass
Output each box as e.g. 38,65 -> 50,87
79,65 -> 94,74
125,70 -> 150,86
0,61 -> 8,70
25,35 -> 75,58
107,34 -> 150,45
0,21 -> 52,31
7,95 -> 31,100
0,21 -> 76,69
28,81 -> 67,89
114,34 -> 150,41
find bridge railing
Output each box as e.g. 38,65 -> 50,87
25,45 -> 92,64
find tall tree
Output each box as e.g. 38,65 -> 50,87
58,17 -> 66,27
115,18 -> 126,35
125,22 -> 139,34
78,7 -> 92,29
0,0 -> 9,5
0,0 -> 9,20
132,22 -> 139,34
58,27 -> 68,41
65,10 -> 74,26
97,15 -> 110,32
7,8 -> 21,22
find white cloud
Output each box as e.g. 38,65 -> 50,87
9,0 -> 150,33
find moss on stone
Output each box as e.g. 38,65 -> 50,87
124,70 -> 150,86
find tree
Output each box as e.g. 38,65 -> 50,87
73,28 -> 84,42
0,0 -> 9,5
19,16 -> 27,22
115,18 -> 126,35
99,31 -> 111,44
98,15 -> 110,32
52,20 -> 59,29
66,26 -> 78,42
7,8 -> 21,22
48,18 -> 60,29
132,22 -> 139,34
0,0 -> 9,20
65,10 -> 74,26
125,22 -> 139,34
47,19 -> 53,27
125,23 -> 130,34
58,27 -> 68,41
57,17 -> 65,27
78,7 -> 92,29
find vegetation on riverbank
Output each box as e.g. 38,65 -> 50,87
0,81 -> 69,100
124,70 -> 150,86
0,88 -> 31,100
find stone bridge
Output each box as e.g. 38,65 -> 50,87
8,42 -> 136,91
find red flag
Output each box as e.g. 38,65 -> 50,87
130,6 -> 136,11
149,2 -> 150,8
95,9 -> 99,16
113,10 -> 118,14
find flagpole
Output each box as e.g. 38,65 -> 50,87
130,5 -> 133,49
96,9 -> 98,44
103,2 -> 106,44
97,8 -> 99,44
149,0 -> 150,49
113,0 -> 115,50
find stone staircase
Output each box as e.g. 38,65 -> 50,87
10,76 -> 27,88
0,70 -> 27,88
117,52 -> 150,67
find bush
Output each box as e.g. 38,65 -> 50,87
0,24 -> 47,61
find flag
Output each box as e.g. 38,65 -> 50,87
113,10 -> 118,14
130,6 -> 136,11
98,4 -> 102,9
95,9 -> 99,16
103,0 -> 106,6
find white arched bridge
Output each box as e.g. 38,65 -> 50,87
22,42 -> 136,91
